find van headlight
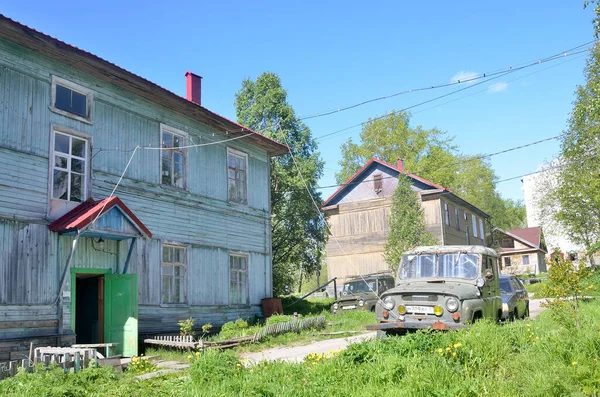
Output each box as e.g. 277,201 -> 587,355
383,296 -> 395,310
446,297 -> 459,313
358,299 -> 365,307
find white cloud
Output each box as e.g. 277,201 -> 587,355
450,71 -> 479,84
487,82 -> 508,93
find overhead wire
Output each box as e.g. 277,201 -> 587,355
314,133 -> 563,191
313,47 -> 592,142
299,40 -> 597,122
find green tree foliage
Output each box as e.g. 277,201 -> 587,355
235,72 -> 326,296
584,1 -> 600,38
336,111 -> 526,231
541,250 -> 594,328
384,175 -> 437,271
550,43 -> 600,261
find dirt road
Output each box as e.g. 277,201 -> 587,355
242,299 -> 549,365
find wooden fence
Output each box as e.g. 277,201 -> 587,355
144,315 -> 327,350
0,347 -> 98,380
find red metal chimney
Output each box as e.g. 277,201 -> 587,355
397,158 -> 404,172
185,71 -> 202,106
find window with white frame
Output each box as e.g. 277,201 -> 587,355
162,244 -> 187,304
229,253 -> 249,305
472,215 -> 478,237
160,126 -> 186,188
51,130 -> 89,203
522,254 -> 530,265
51,76 -> 92,121
227,148 -> 248,204
479,218 -> 485,240
444,202 -> 450,226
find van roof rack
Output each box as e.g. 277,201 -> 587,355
342,270 -> 394,280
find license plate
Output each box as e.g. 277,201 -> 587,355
406,305 -> 434,314
342,305 -> 356,310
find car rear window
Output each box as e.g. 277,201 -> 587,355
500,278 -> 512,294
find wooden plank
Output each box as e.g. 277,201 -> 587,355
0,320 -> 58,329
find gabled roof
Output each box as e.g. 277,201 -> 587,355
0,14 -> 288,156
323,158 -> 448,207
494,227 -> 547,253
508,227 -> 542,248
48,196 -> 152,238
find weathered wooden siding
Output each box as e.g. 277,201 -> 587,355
333,163 -> 433,206
0,35 -> 273,339
441,199 -> 486,246
0,220 -> 58,305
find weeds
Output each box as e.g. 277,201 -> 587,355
4,301 -> 600,395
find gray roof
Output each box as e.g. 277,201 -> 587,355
404,245 -> 498,257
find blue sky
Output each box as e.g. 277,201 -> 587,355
2,1 -> 595,202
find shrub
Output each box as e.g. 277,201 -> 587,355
541,249 -> 592,328
219,318 -> 250,339
178,317 -> 195,338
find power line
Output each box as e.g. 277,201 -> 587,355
313,48 -> 592,142
300,40 -> 597,122
313,134 -> 562,191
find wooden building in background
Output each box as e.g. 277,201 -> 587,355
492,227 -> 547,274
322,158 -> 489,291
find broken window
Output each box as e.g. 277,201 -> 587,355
230,253 -> 248,305
228,148 -> 248,204
162,244 -> 187,304
51,130 -> 88,203
161,126 -> 186,188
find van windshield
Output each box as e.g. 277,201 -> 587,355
398,253 -> 479,280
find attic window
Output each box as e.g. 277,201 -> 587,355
373,174 -> 383,193
51,76 -> 92,122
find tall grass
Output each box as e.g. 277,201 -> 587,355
4,301 -> 600,396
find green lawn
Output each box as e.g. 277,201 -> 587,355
4,301 -> 600,396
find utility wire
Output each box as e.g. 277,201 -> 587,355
313,48 -> 592,142
314,134 -> 562,191
300,40 -> 597,122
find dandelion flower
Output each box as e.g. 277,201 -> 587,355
526,324 -> 531,327
572,362 -> 577,366
236,363 -> 241,367
195,352 -> 200,356
187,355 -> 192,359
437,348 -> 443,353
452,352 -> 456,357
453,343 -> 462,348
446,347 -> 451,351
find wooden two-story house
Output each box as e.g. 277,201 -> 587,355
492,227 -> 548,275
323,158 -> 489,288
0,15 -> 287,360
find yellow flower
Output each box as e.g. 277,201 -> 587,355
437,348 -> 443,354
195,352 -> 200,356
572,362 -> 577,366
446,347 -> 451,351
187,355 -> 192,359
526,324 -> 531,327
536,336 -> 540,340
452,352 -> 456,357
236,363 -> 241,367
453,343 -> 462,349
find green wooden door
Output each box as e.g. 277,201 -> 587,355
104,274 -> 138,357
